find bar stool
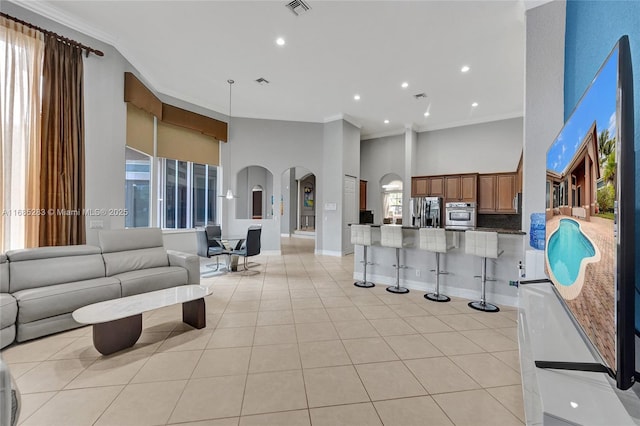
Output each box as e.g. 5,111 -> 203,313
380,225 -> 409,294
465,231 -> 502,312
351,225 -> 375,288
419,228 -> 453,302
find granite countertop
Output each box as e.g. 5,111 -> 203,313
350,223 -> 526,235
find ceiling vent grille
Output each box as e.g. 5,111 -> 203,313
286,0 -> 311,16
413,93 -> 427,99
255,78 -> 270,85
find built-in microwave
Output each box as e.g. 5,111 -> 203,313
445,202 -> 477,230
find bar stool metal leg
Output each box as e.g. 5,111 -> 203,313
425,252 -> 450,302
468,257 -> 500,312
386,248 -> 409,294
354,245 -> 375,288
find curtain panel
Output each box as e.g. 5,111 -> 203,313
0,17 -> 44,252
39,36 -> 86,246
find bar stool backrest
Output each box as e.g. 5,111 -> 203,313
419,228 -> 449,253
351,225 -> 373,246
380,225 -> 404,248
464,231 -> 499,259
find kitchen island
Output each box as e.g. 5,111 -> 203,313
352,226 -> 525,307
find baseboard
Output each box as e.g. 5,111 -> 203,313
261,250 -> 281,256
354,272 -> 519,307
315,249 -> 343,257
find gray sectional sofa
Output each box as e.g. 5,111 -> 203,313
0,228 -> 200,349
0,254 -> 16,348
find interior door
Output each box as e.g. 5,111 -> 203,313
343,176 -> 358,255
252,190 -> 263,219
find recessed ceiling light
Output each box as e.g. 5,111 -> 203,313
461,65 -> 470,73
384,119 -> 389,124
276,37 -> 286,46
354,94 -> 360,101
424,111 -> 430,117
471,102 -> 478,107
401,82 -> 409,89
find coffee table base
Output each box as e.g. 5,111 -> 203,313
93,315 -> 142,356
92,298 -> 207,355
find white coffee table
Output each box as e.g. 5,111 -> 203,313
73,285 -> 213,355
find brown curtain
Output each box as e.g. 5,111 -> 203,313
39,36 -> 86,246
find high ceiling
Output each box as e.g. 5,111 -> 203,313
12,0 -> 529,138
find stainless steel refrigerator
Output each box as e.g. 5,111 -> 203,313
410,197 -> 442,228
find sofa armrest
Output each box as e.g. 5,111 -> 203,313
167,251 -> 200,285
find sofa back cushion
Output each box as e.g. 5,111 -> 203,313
6,245 -> 105,292
99,228 -> 164,253
102,247 -> 169,276
0,254 -> 8,293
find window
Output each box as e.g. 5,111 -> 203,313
125,147 -> 151,227
159,158 -> 217,229
381,178 -> 403,221
384,192 -> 403,219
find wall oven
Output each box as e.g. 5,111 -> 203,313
445,202 -> 477,230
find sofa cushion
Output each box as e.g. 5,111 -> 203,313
6,245 -> 101,261
103,247 -> 169,276
13,277 -> 121,323
0,254 -> 7,293
7,246 -> 106,293
99,228 -> 164,253
0,325 -> 15,349
0,293 -> 17,329
115,266 -> 187,297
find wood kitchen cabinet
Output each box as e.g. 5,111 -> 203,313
478,175 -> 496,213
411,177 -> 429,197
444,174 -> 477,203
496,174 -> 516,213
429,176 -> 444,197
411,176 -> 444,197
359,180 -> 367,210
478,173 -> 517,214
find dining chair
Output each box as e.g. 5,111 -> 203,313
228,225 -> 262,272
196,226 -> 226,271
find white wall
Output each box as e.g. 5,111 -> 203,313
222,117 -> 324,252
342,121 -> 361,254
321,120 -> 343,255
360,134 -> 405,222
416,117 -> 524,175
522,1 -> 565,238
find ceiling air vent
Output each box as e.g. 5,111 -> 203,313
413,93 -> 427,99
255,78 -> 270,85
285,0 -> 311,16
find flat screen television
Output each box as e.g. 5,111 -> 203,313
544,35 -> 635,390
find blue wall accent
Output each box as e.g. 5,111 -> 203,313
565,1 -> 640,117
565,0 -> 640,359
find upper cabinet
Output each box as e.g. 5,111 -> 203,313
411,176 -> 444,197
478,172 -> 517,214
478,175 -> 496,212
444,174 -> 477,203
429,176 -> 444,197
359,180 -> 367,210
412,174 -> 475,201
412,177 -> 429,197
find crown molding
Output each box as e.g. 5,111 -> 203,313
416,111 -> 523,133
9,0 -> 115,46
8,0 -> 169,109
361,128 -> 405,141
323,114 -> 362,129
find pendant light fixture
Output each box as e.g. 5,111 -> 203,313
220,79 -> 237,199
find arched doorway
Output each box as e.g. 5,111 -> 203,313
281,167 -> 316,248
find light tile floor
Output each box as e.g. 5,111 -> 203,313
2,237 -> 525,425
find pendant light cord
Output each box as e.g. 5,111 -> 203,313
225,79 -> 234,199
